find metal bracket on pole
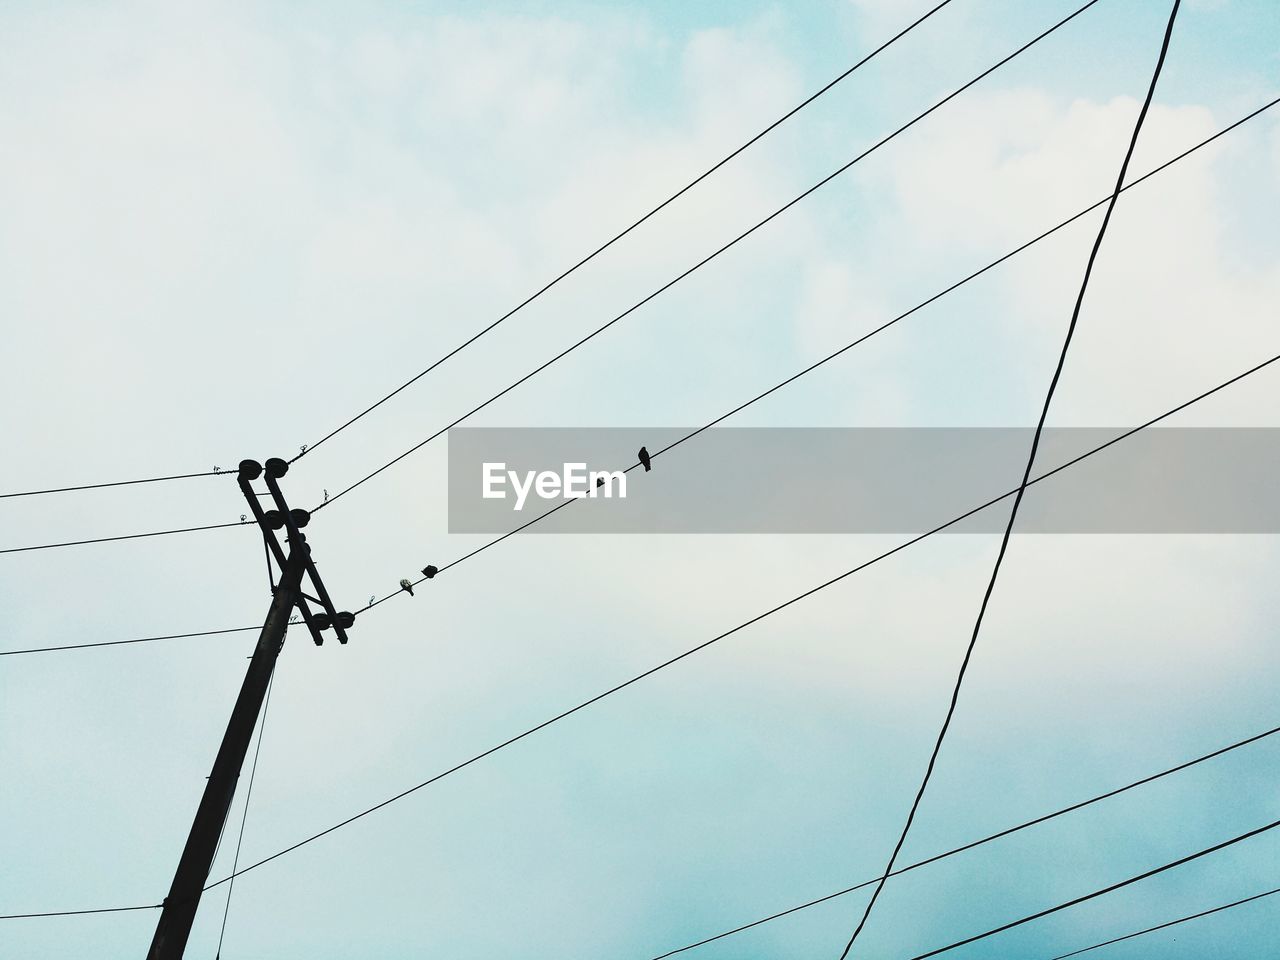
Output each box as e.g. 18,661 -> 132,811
237,462 -> 326,645
259,458 -> 351,644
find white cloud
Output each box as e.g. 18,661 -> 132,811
842,87 -> 1280,426
2,3 -> 1277,958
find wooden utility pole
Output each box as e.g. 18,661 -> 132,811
146,458 -> 351,960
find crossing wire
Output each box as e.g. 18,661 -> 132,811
837,3 -> 1181,955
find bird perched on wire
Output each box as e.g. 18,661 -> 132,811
638,446 -> 652,472
399,578 -> 414,597
421,565 -> 438,579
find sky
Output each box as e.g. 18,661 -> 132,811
1,0 -> 1279,957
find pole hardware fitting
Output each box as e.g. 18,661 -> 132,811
311,611 -> 355,632
264,508 -> 311,530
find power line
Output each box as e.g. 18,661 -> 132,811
906,816 -> 1280,960
1,68 -> 1261,664
0,680 -> 283,929
0,4 -> 957,513
312,0 -> 1105,515
0,903 -> 159,921
646,720 -> 1280,959
0,470 -> 225,501
0,520 -> 248,557
3,4 -> 1261,947
354,92 -> 1280,612
202,351 -> 1277,892
3,354 -> 1275,921
11,713 -> 1277,929
4,92 -> 1273,566
0,626 -> 258,658
837,4 -> 1181,955
0,9 -> 956,512
3,43 -> 1270,582
289,0 -> 960,466
1046,885 -> 1280,960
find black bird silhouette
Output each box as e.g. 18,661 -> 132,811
638,446 -> 651,472
399,578 -> 414,597
421,565 -> 438,579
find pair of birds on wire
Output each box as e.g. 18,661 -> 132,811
399,565 -> 436,597
399,446 -> 651,598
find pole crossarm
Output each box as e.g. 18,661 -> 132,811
237,458 -> 354,645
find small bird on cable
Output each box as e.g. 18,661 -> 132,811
421,565 -> 438,579
399,578 -> 414,597
638,446 -> 652,472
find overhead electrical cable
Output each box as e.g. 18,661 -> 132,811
1044,885 -> 1280,960
905,816 -> 1280,960
0,5 -> 959,505
312,0 -> 1105,514
0,520 -> 248,557
644,720 -> 1280,959
352,92 -> 1280,612
199,351 -> 1278,892
289,0 -> 960,465
0,626 -> 258,658
0,2 -> 957,532
4,89 -> 1274,563
0,903 -> 161,922
9,715 -> 1276,927
0,470 -> 225,501
2,353 -> 1275,920
836,4 -> 1181,955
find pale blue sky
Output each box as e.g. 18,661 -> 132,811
2,1 -> 1279,958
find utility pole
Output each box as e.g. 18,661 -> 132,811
146,458 -> 352,960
